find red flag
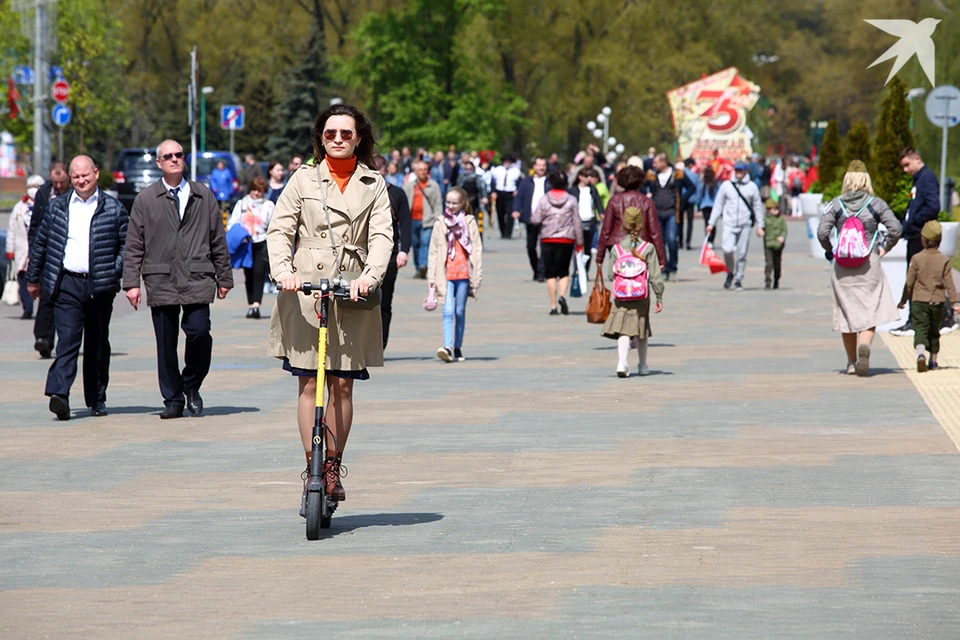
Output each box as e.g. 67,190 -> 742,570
7,76 -> 23,120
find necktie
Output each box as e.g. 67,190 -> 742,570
169,187 -> 180,217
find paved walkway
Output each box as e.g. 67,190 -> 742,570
3,220 -> 960,638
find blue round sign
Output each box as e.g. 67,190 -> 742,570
51,104 -> 71,127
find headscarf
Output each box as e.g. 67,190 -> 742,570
443,205 -> 472,261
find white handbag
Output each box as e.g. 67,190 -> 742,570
2,263 -> 20,306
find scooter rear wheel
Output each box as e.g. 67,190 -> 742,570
305,491 -> 323,540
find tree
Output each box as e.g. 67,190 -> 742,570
335,0 -> 526,150
57,0 -> 130,158
818,120 -> 843,187
241,77 -> 277,157
266,14 -> 335,160
874,77 -> 914,206
843,120 -> 871,170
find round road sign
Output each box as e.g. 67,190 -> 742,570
51,104 -> 71,127
52,79 -> 70,104
925,85 -> 960,129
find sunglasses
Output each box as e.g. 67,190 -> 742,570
161,152 -> 185,161
323,129 -> 355,141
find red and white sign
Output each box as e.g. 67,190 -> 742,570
51,79 -> 70,104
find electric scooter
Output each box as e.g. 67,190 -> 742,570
299,279 -> 352,540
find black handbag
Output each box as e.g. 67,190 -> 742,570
317,166 -> 382,311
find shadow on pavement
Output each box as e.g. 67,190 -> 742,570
203,406 -> 262,416
323,512 -> 443,537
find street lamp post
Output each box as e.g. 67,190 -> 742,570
585,106 -> 625,163
200,86 -> 214,152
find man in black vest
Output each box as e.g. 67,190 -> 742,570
646,153 -> 693,280
26,156 -> 128,420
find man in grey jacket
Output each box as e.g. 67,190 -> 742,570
705,161 -> 765,291
403,161 -> 442,278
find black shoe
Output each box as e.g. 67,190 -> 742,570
890,320 -> 914,337
21,312 -> 33,320
34,338 -> 52,359
160,403 -> 184,419
723,275 -> 734,290
664,272 -> 671,282
246,307 -> 255,318
49,394 -> 70,421
185,389 -> 203,416
252,306 -> 260,319
89,401 -> 108,417
536,276 -> 546,283
765,283 -> 772,290
773,281 -> 779,290
549,308 -> 559,316
454,348 -> 465,362
417,266 -> 427,279
558,296 -> 569,315
734,280 -> 743,292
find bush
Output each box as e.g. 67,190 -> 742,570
808,180 -> 822,194
822,180 -> 842,201
938,210 -> 957,223
843,121 -> 872,171
888,174 -> 913,220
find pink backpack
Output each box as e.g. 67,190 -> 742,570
612,243 -> 650,301
832,197 -> 879,268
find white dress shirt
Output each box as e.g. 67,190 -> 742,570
162,176 -> 190,219
532,175 -> 547,211
62,189 -> 100,274
491,165 -> 522,192
578,186 -> 594,221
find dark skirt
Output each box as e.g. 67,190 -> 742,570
542,241 -> 575,279
282,358 -> 370,380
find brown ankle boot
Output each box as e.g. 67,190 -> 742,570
322,451 -> 347,501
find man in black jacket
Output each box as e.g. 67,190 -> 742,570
646,153 -> 694,280
376,155 -> 412,349
894,148 -> 942,336
26,156 -> 128,420
27,161 -> 70,359
512,156 -> 549,281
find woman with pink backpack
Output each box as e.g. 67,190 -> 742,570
817,160 -> 902,376
601,206 -> 664,377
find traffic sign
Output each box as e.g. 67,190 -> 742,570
220,105 -> 244,130
925,85 -> 960,128
51,79 -> 70,104
50,66 -> 64,81
51,104 -> 71,127
13,65 -> 34,85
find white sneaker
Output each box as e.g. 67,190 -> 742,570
616,363 -> 628,378
846,363 -> 856,375
638,364 -> 650,376
437,347 -> 454,363
940,323 -> 958,335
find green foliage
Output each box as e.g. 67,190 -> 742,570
335,0 -> 526,150
818,120 -> 843,187
874,78 -> 914,206
808,180 -> 821,194
888,174 -> 913,220
843,121 -> 871,171
266,17 -> 335,161
937,211 -> 955,223
821,180 -> 842,201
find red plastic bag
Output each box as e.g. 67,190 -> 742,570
699,239 -> 727,275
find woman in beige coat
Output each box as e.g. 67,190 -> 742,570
266,104 -> 393,507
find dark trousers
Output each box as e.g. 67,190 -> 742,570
581,219 -> 597,274
764,248 -> 783,286
381,255 -> 399,349
151,304 -> 212,407
243,241 -> 269,305
702,207 -> 716,244
912,301 -> 943,353
44,272 -> 113,407
33,293 -> 56,346
496,192 -> 514,238
683,204 -> 696,248
17,271 -> 34,316
526,223 -> 543,278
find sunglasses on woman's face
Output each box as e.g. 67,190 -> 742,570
161,151 -> 185,161
323,129 -> 355,141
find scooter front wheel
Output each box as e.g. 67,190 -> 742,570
305,491 -> 323,540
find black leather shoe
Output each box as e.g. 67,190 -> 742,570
34,339 -> 52,359
185,389 -> 203,416
251,306 -> 261,319
160,404 -> 184,419
49,395 -> 70,421
90,401 -> 108,417
245,307 -> 255,318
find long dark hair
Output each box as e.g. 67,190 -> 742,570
311,104 -> 377,169
702,166 -> 717,196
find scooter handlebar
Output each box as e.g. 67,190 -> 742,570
299,281 -> 359,300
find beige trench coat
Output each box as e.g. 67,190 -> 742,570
427,216 -> 483,303
266,160 -> 394,371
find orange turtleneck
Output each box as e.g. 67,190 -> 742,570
327,155 -> 358,193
